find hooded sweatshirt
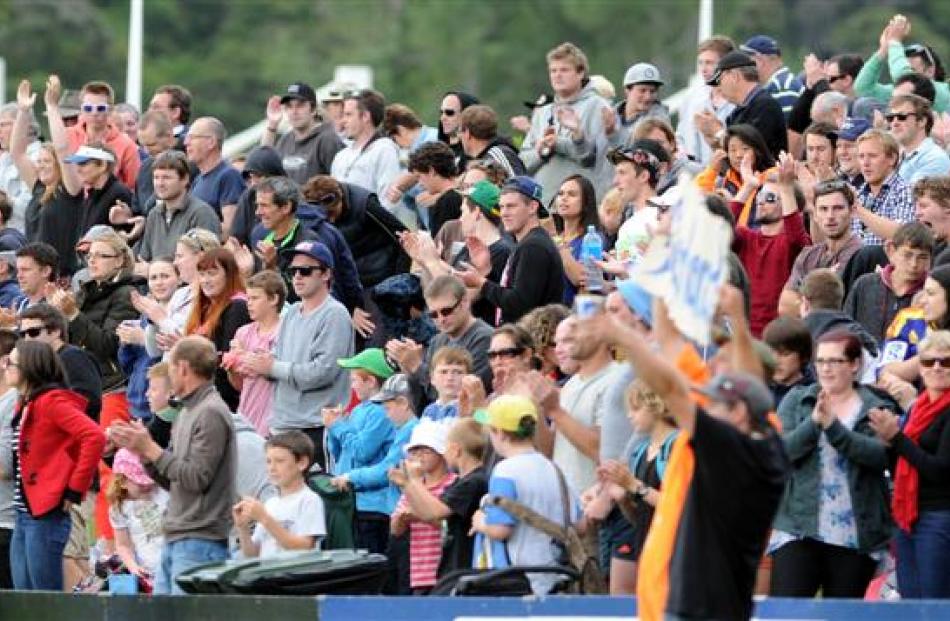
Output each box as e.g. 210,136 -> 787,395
519,81 -> 611,205
231,146 -> 286,246
843,264 -> 925,345
275,122 -> 344,186
803,308 -> 880,357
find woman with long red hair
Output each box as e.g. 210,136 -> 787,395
185,248 -> 250,411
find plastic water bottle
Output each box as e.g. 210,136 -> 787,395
580,225 -> 604,294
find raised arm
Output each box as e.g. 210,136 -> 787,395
574,305 -> 697,435
44,75 -> 81,197
11,80 -> 39,189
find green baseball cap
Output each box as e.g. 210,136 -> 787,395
462,179 -> 501,217
337,348 -> 395,380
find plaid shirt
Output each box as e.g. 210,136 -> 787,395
853,170 -> 914,246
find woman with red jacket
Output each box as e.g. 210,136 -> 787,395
6,340 -> 105,591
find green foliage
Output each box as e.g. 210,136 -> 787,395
1,0 -> 948,139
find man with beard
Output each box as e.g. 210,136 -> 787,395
779,180 -> 863,316
731,155 -> 811,336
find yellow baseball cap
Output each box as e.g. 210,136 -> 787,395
473,395 -> 538,433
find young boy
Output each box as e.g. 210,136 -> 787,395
144,362 -> 180,449
391,417 -> 488,580
421,346 -> 473,421
389,418 -> 456,594
326,348 -> 396,554
844,222 -> 933,345
234,431 -> 327,558
332,374 -> 419,593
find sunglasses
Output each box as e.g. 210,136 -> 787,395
906,44 -> 936,69
287,265 -> 324,277
18,326 -> 46,339
826,74 -> 846,84
440,109 -> 458,117
920,356 -> 950,369
756,191 -> 780,204
428,298 -> 462,319
487,346 -> 525,360
884,112 -> 917,123
81,104 -> 110,114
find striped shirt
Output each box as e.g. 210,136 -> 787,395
853,171 -> 915,246
11,410 -> 25,513
765,66 -> 803,120
398,472 -> 458,589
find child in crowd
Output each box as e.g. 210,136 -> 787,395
117,257 -> 180,421
106,449 -> 170,584
389,418 -> 457,594
223,270 -> 286,436
234,431 -> 327,558
390,417 -> 488,580
595,380 -> 678,595
326,348 -> 396,554
421,346 -> 472,421
144,362 -> 179,449
331,374 -> 419,594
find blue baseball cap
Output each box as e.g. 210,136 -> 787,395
838,117 -> 871,142
284,240 -> 334,270
502,176 -> 548,217
741,35 -> 781,56
616,279 -> 653,328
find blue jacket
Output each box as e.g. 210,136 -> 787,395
117,317 -> 160,420
251,202 -> 364,312
345,416 -> 418,515
0,279 -> 25,310
327,400 -> 395,513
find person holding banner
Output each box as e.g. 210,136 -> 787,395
729,152 -> 811,336
573,292 -> 789,621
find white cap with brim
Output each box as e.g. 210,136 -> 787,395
64,146 -> 115,165
404,418 -> 450,456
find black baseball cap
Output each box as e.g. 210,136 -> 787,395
280,82 -> 317,106
706,51 -> 756,86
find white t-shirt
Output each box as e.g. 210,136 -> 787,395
484,451 -> 578,595
554,363 -> 620,494
615,204 -> 659,262
108,487 -> 170,575
251,485 -> 327,558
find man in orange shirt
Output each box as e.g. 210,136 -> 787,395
65,80 -> 140,189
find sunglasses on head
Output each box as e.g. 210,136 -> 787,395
18,326 -> 46,339
81,104 -> 110,114
428,298 -> 462,320
756,191 -> 780,204
905,44 -> 936,69
920,355 -> 950,369
884,112 -> 917,123
487,346 -> 525,360
287,265 -> 324,277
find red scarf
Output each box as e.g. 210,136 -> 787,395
893,389 -> 950,531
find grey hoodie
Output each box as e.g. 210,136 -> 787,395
519,81 -> 611,205
270,295 -> 354,430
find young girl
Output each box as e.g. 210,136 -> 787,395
224,270 -> 286,436
185,247 -> 250,412
695,124 -> 776,226
106,449 -> 169,584
118,257 -> 180,421
594,380 -> 677,594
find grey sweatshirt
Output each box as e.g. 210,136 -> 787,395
270,295 -> 354,430
147,382 -> 236,542
519,82 -> 610,205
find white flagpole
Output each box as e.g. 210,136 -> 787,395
126,0 -> 144,109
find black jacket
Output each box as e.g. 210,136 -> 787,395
726,87 -> 788,159
70,269 -> 146,392
480,226 -> 564,324
475,138 -> 527,178
335,183 -> 410,288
